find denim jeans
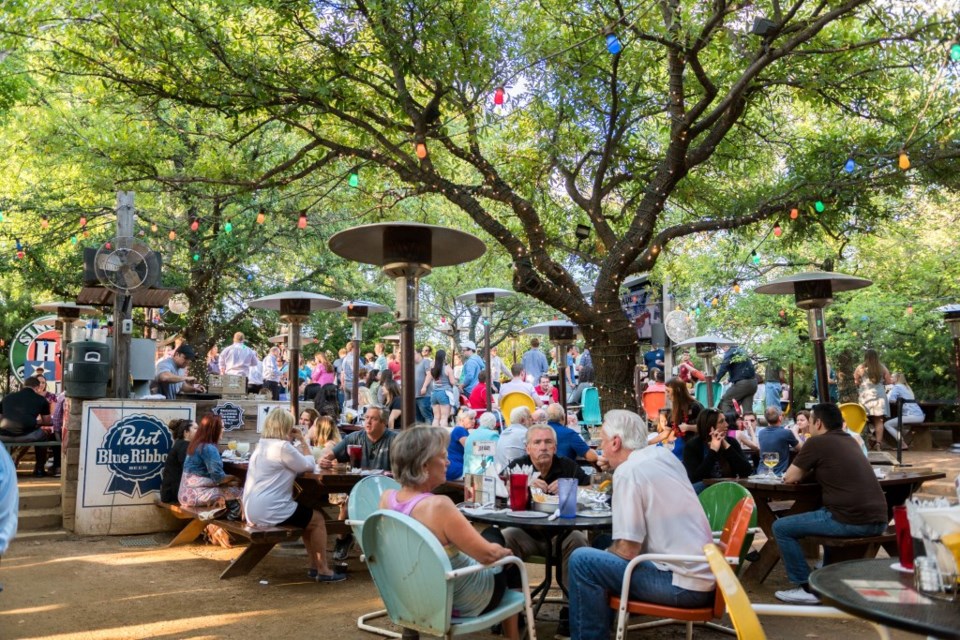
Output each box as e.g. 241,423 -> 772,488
568,548 -> 714,640
772,508 -> 887,585
415,396 -> 434,424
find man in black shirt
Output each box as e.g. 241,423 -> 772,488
504,424 -> 589,638
0,377 -> 53,476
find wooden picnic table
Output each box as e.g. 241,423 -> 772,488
707,470 -> 945,583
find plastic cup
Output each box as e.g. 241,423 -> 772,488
347,444 -> 362,469
893,505 -> 914,570
509,473 -> 529,511
557,478 -> 578,519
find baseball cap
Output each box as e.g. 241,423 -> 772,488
175,344 -> 198,360
460,340 -> 477,352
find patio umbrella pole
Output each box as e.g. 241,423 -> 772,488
808,308 -> 830,403
352,326 -> 361,410
288,324 -> 301,418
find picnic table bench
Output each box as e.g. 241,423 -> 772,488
2,438 -> 61,467
893,399 -> 960,453
156,500 -> 304,579
804,525 -> 898,564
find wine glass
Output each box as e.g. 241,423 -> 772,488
236,442 -> 250,457
761,452 -> 780,477
227,440 -> 238,452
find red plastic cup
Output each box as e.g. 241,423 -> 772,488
509,473 -> 529,511
347,444 -> 362,469
893,505 -> 914,570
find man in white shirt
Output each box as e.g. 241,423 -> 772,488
569,410 -> 715,640
262,346 -> 283,400
495,406 -> 532,469
218,332 -> 259,376
489,346 -> 511,391
498,364 -> 542,407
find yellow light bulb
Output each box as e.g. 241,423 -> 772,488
898,152 -> 910,170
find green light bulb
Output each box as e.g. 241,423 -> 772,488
70,235 -> 77,244
814,201 -> 825,212
348,172 -> 359,188
952,43 -> 960,62
224,221 -> 233,233
752,254 -> 761,265
193,253 -> 200,261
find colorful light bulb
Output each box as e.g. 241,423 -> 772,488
192,253 -> 200,261
256,210 -> 266,224
898,152 -> 910,170
348,171 -> 359,188
711,297 -> 719,307
906,305 -> 914,315
844,158 -> 855,173
415,142 -> 428,159
41,217 -> 49,229
778,309 -> 786,318
605,32 -> 622,55
814,200 -> 825,213
246,273 -> 253,281
190,219 -> 199,232
79,216 -> 87,226
224,220 -> 233,233
168,229 -> 176,240
15,238 -> 22,250
751,251 -> 761,265
494,87 -> 505,105
105,242 -> 112,250
773,224 -> 783,237
790,208 -> 799,220
297,213 -> 307,229
951,43 -> 960,62
732,283 -> 741,294
150,223 -> 158,232
70,235 -> 77,244
82,229 -> 89,238
16,250 -> 24,259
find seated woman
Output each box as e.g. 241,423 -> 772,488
446,408 -> 476,481
308,415 -> 341,449
682,409 -> 753,493
791,409 -> 812,445
381,378 -> 403,429
650,378 -> 701,460
178,413 -> 242,515
884,372 -> 924,449
243,408 -> 345,583
566,364 -> 594,405
380,426 -> 520,637
160,419 -> 197,504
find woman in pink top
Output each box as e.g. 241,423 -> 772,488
311,352 -> 336,386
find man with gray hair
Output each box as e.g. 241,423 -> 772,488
758,405 -> 798,476
496,406 -> 532,469
568,410 -> 715,640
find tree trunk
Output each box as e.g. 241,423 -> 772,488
580,310 -> 639,414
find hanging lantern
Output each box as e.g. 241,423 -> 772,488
150,223 -> 158,232
605,32 -> 622,55
348,171 -> 359,188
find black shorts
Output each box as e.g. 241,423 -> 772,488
278,502 -> 314,529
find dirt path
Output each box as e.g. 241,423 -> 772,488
0,532 -> 918,640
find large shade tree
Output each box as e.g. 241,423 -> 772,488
4,0 -> 960,408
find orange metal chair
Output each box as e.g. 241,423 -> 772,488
641,390 -> 667,420
610,496 -> 755,640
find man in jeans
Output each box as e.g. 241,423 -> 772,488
568,410 -> 715,640
715,344 -> 757,414
773,403 -> 888,604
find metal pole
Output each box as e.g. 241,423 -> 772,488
557,342 -> 569,413
352,320 -> 362,408
788,363 -> 795,420
702,356 -> 716,408
289,324 -> 301,418
112,191 -> 135,399
484,319 -> 492,412
812,339 -> 829,405
400,319 -> 416,429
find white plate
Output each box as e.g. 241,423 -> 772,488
890,561 -> 913,574
576,511 -> 612,518
506,510 -> 549,519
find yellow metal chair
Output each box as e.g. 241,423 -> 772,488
499,391 -> 536,419
839,403 -> 868,434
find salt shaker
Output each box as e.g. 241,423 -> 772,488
915,556 -> 942,593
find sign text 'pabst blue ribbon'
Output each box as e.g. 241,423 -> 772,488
96,414 -> 172,498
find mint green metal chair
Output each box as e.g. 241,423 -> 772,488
580,386 -> 602,427
698,481 -> 758,574
346,475 -> 401,638
694,381 -> 723,409
362,509 -> 537,639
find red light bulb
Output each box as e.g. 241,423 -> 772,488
297,213 -> 307,229
773,225 -> 783,237
789,208 -> 798,220
494,87 -> 505,105
79,216 -> 87,226
190,219 -> 199,232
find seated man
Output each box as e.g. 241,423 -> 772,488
0,377 -> 53,477
153,344 -> 205,399
545,403 -> 597,464
498,363 -> 542,407
503,424 -> 589,638
773,403 -> 888,604
495,406 -> 531,469
569,410 -> 715,640
467,370 -> 495,411
534,375 -> 559,405
758,405 -> 798,475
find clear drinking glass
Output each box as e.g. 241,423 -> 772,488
761,452 -> 779,476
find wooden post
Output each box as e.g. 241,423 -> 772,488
112,191 -> 134,399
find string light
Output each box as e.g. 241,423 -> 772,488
415,142 -> 428,159
297,213 -> 308,229
605,31 -> 622,55
70,235 -> 77,244
150,223 -> 158,232
40,216 -> 49,229
732,282 -> 741,294
814,201 -> 825,213
79,216 -> 87,226
843,158 -> 856,173
898,151 -> 910,170
751,250 -> 760,265
82,229 -> 89,238
246,273 -> 253,281
906,305 -> 914,315
193,253 -> 200,261
168,229 -> 176,240
256,210 -> 266,224
711,297 -> 719,307
951,43 -> 960,62
773,224 -> 783,237
348,171 -> 359,188
494,87 -> 505,105
790,208 -> 799,220
224,220 -> 233,233
190,219 -> 199,232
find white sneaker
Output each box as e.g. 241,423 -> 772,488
775,587 -> 820,604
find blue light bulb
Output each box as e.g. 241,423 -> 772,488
843,158 -> 855,173
605,33 -> 622,55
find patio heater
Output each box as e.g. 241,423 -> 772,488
329,223 -> 485,428
522,320 -> 580,413
249,291 -> 342,417
456,288 -> 514,411
674,334 -> 736,408
33,301 -> 99,348
755,272 -> 872,402
330,300 -> 390,406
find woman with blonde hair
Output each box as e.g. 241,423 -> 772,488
309,415 -> 341,448
243,408 -> 345,583
884,372 -> 924,449
853,349 -> 893,450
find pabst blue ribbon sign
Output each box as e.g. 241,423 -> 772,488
96,414 -> 172,497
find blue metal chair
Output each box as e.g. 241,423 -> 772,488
362,509 -> 537,639
346,475 -> 401,638
694,381 -> 722,409
580,386 -> 602,427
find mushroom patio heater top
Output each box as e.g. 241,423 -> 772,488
522,320 -> 580,413
456,288 -> 514,411
937,304 -> 960,402
330,300 -> 391,408
33,301 -> 98,347
249,291 -> 342,417
329,223 -> 486,428
674,334 -> 737,408
755,271 -> 872,402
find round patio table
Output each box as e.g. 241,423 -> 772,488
462,508 -> 611,616
809,558 -> 960,639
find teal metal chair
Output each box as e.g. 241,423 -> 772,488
698,481 -> 759,574
694,381 -> 723,409
580,386 -> 602,427
362,509 -> 537,639
346,476 -> 402,638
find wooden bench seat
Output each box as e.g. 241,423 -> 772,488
805,526 -> 897,564
156,500 -> 305,579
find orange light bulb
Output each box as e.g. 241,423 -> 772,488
415,142 -> 428,159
